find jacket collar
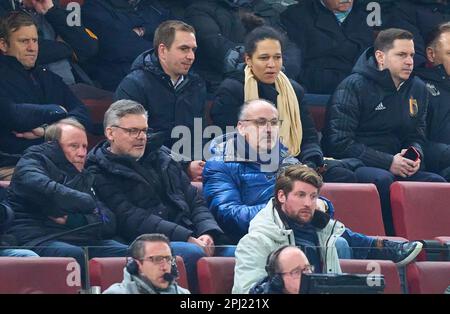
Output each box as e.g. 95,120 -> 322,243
415,64 -> 450,90
0,54 -> 39,73
24,141 -> 83,174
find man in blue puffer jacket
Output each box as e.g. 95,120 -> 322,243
203,99 -> 423,267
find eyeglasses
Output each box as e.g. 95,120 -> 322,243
111,125 -> 149,138
140,255 -> 174,265
279,264 -> 314,278
240,118 -> 282,127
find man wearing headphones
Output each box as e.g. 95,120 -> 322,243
250,245 -> 312,294
104,233 -> 190,294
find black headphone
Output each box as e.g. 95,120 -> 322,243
126,234 -> 179,283
265,245 -> 292,292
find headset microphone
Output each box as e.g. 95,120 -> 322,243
163,272 -> 175,283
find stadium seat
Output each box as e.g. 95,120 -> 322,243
321,183 -> 386,236
89,256 -> 188,292
197,257 -> 235,294
0,257 -> 81,294
303,93 -> 330,132
340,259 -> 402,294
307,106 -> 326,132
82,97 -> 113,149
390,182 -> 450,240
406,262 -> 450,294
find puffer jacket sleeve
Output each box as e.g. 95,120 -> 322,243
11,151 -> 96,214
322,78 -> 393,170
0,96 -> 67,132
203,160 -> 265,239
93,173 -> 193,242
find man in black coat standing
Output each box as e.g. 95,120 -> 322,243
87,99 -> 234,292
0,11 -> 91,180
6,118 -> 127,286
322,28 -> 446,235
415,22 -> 450,181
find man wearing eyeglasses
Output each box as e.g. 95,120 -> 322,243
250,245 -> 312,294
203,99 -> 356,244
87,99 -> 233,293
104,234 -> 190,294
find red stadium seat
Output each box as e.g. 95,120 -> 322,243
89,256 -> 188,292
0,257 -> 81,294
308,106 -> 326,132
197,257 -> 235,294
407,262 -> 450,294
321,183 -> 386,236
390,182 -> 450,240
339,259 -> 402,294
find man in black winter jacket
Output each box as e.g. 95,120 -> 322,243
0,11 -> 91,180
86,99 -> 234,292
115,20 -> 207,182
6,118 -> 127,286
322,28 -> 446,235
415,22 -> 450,181
1,0 -> 98,85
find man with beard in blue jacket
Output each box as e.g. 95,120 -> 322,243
321,28 -> 446,235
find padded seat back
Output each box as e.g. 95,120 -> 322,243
321,183 -> 385,235
390,182 -> 450,239
197,257 -> 235,294
407,261 -> 450,294
0,257 -> 81,294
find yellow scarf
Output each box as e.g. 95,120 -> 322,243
244,65 -> 302,156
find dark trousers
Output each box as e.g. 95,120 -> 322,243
34,239 -> 128,288
355,167 -> 446,235
323,166 -> 357,183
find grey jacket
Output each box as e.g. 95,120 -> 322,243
103,268 -> 190,294
232,198 -> 344,294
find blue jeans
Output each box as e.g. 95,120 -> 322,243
33,239 -> 128,287
171,242 -> 235,293
0,248 -> 39,257
356,167 -> 446,235
337,229 -> 376,259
